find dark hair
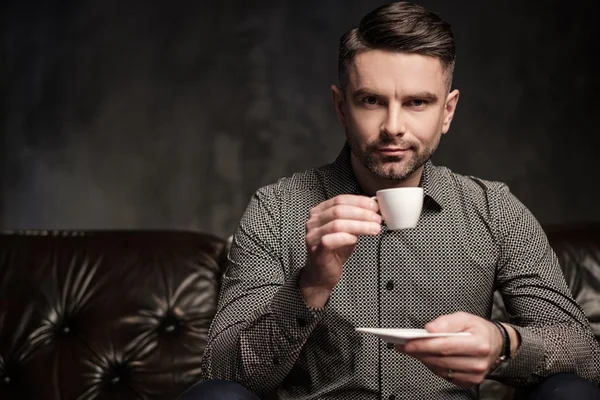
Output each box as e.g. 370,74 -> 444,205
338,2 -> 455,90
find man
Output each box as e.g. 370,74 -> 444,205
181,2 -> 600,399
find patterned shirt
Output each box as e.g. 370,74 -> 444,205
201,144 -> 600,399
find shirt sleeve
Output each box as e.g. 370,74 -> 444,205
488,184 -> 600,386
200,183 -> 325,396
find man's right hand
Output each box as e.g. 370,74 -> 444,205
299,195 -> 382,308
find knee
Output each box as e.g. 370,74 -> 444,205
178,379 -> 261,400
526,373 -> 600,400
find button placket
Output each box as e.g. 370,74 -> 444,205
379,233 -> 407,398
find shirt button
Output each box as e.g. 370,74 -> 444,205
386,342 -> 394,350
297,317 -> 307,328
389,395 -> 396,400
385,280 -> 394,291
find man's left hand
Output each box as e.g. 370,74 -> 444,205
395,312 -> 509,388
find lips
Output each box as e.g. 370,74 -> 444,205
377,147 -> 410,156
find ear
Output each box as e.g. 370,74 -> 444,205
441,89 -> 459,135
331,85 -> 346,127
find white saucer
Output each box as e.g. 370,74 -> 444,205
355,327 -> 471,344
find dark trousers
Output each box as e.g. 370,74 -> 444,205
514,373 -> 600,400
177,379 -> 261,400
179,374 -> 600,399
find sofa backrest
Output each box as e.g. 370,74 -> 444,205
546,225 -> 600,340
489,224 -> 600,344
0,230 -> 227,400
1,226 -> 598,400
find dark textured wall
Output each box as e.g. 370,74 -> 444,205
4,0 -> 599,238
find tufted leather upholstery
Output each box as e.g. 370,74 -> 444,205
490,225 -> 600,342
484,224 -> 600,399
545,225 -> 600,340
0,230 -> 226,400
0,226 -> 598,400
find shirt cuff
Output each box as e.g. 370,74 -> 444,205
271,275 -> 326,343
489,324 -> 544,383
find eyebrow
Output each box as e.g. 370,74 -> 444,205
351,88 -> 384,100
351,87 -> 439,103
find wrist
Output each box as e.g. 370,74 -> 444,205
500,322 -> 520,357
491,321 -> 521,363
298,271 -> 332,309
491,320 -> 511,362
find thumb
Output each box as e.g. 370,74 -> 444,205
337,243 -> 357,264
425,312 -> 473,333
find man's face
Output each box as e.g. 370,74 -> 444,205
333,50 -> 459,182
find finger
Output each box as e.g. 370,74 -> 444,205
336,242 -> 358,261
319,232 -> 359,251
415,356 -> 491,375
306,220 -> 381,247
425,312 -> 476,334
307,205 -> 382,231
310,195 -> 379,215
401,336 -> 489,357
305,232 -> 359,253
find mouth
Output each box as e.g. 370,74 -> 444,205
377,147 -> 410,157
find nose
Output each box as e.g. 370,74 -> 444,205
380,102 -> 405,137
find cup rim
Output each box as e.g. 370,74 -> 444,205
376,187 -> 424,194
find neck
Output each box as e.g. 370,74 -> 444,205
350,153 -> 424,196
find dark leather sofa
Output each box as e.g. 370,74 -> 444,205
0,226 -> 598,400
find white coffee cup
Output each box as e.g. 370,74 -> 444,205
374,187 -> 424,230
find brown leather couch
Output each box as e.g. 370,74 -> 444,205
0,226 -> 598,400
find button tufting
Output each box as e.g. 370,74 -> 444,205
53,322 -> 72,336
3,376 -> 10,384
160,310 -> 181,334
104,362 -> 130,387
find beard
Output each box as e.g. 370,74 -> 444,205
346,131 -> 440,181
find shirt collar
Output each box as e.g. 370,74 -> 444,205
418,157 -> 448,211
320,143 -> 448,210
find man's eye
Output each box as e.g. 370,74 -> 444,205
409,99 -> 428,107
363,96 -> 379,105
